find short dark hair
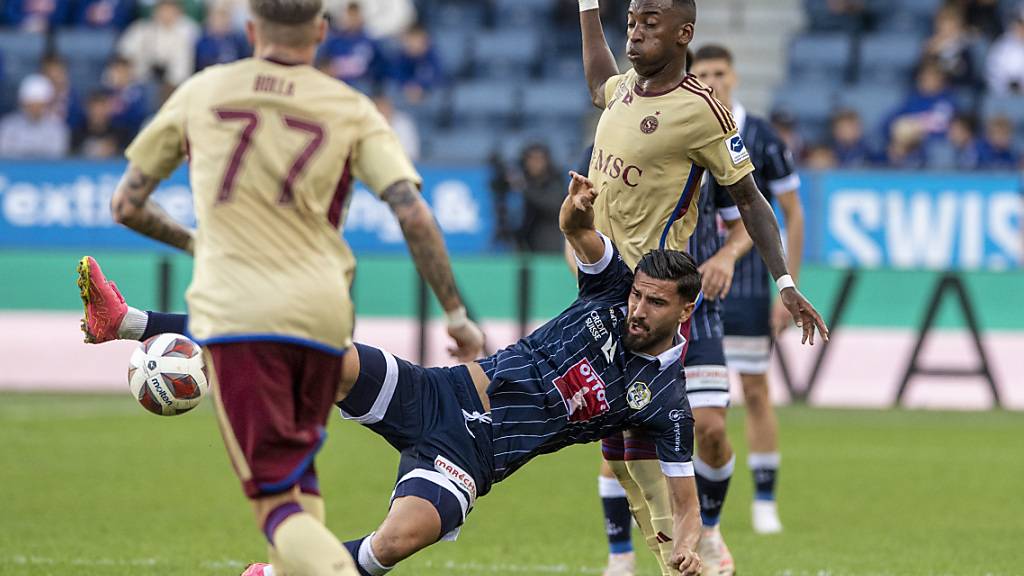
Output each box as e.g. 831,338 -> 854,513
693,44 -> 733,65
636,249 -> 702,302
674,0 -> 697,24
249,0 -> 322,25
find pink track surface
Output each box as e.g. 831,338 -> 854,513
2,312 -> 1022,410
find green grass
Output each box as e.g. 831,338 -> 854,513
1,394 -> 1022,576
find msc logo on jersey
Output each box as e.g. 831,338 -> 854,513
640,115 -> 659,134
727,134 -> 750,166
626,381 -> 652,410
553,358 -> 610,422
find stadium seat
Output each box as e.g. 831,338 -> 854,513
898,0 -> 945,19
981,94 -> 1024,125
452,80 -> 519,121
522,80 -> 590,119
788,34 -> 852,83
773,82 -> 839,126
0,31 -> 45,81
424,128 -> 499,163
837,84 -> 904,138
473,29 -> 541,77
494,0 -> 554,25
432,31 -> 472,78
859,33 -> 925,83
55,29 -> 118,67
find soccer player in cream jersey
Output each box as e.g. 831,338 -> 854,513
78,0 -> 485,574
577,0 -> 828,574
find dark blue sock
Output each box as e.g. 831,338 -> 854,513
753,466 -> 779,501
140,311 -> 189,341
694,456 -> 735,527
343,537 -> 373,576
598,476 -> 632,554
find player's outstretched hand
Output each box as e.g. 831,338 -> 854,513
670,547 -> 701,576
697,252 -> 736,300
447,319 -> 486,363
779,287 -> 830,345
567,170 -> 598,211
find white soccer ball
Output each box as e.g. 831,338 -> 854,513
128,333 -> 208,416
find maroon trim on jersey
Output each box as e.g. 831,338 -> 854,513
327,156 -> 353,228
262,56 -> 304,67
681,76 -> 734,133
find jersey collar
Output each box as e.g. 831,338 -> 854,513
632,336 -> 686,371
732,101 -> 747,133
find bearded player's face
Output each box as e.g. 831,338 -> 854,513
626,0 -> 691,75
622,272 -> 693,355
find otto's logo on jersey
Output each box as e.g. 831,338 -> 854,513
640,115 -> 659,134
727,134 -> 750,166
553,358 -> 610,422
626,381 -> 652,410
592,149 -> 643,187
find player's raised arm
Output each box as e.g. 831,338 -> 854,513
724,175 -> 827,345
579,0 -> 619,108
111,165 -> 195,254
665,475 -> 702,576
559,171 -> 606,264
379,180 -> 484,361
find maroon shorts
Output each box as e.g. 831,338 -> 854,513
204,341 -> 344,498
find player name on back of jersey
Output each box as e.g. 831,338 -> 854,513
253,74 -> 295,97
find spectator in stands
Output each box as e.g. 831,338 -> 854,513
195,4 -> 250,72
824,0 -> 877,34
516,143 -> 564,253
389,23 -> 444,104
927,113 -> 981,170
135,0 -> 203,23
986,6 -> 1024,95
118,0 -> 200,86
770,110 -> 804,161
830,109 -> 874,168
977,116 -> 1021,169
4,0 -> 70,32
924,6 -> 979,90
344,0 -> 416,39
885,117 -> 928,169
72,90 -> 128,158
0,75 -> 70,159
320,2 -> 385,91
74,0 -> 137,29
102,56 -> 150,138
955,0 -> 1004,40
372,94 -> 420,161
804,144 -> 838,170
40,54 -> 85,133
885,58 -> 957,145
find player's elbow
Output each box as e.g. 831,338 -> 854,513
110,192 -> 139,226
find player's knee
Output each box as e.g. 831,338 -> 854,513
696,416 -> 728,456
741,375 -> 771,411
372,527 -> 433,566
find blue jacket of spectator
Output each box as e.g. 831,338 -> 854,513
108,83 -> 149,136
390,47 -> 444,92
74,0 -> 135,29
885,90 -> 958,142
195,32 -> 251,72
5,0 -> 71,30
833,140 -> 876,168
976,139 -> 1020,170
319,30 -> 384,86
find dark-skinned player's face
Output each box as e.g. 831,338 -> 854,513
623,272 -> 695,355
626,0 -> 694,75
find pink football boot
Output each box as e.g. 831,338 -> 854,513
77,256 -> 127,343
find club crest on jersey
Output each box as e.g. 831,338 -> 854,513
727,134 -> 750,165
553,358 -> 610,422
640,115 -> 659,134
626,381 -> 652,410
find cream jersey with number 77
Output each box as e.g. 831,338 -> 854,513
589,69 -> 755,270
125,58 -> 421,353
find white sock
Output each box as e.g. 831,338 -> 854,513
598,475 -> 628,498
748,452 -> 781,470
358,532 -> 393,576
118,307 -> 148,340
262,566 -> 276,576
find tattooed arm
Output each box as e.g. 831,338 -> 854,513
381,179 -> 484,361
111,164 -> 194,254
724,174 -> 828,344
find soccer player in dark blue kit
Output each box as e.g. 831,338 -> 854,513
80,171 -> 707,576
691,45 -> 806,535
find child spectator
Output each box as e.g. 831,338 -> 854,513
4,0 -> 71,32
72,90 -> 128,158
885,59 -> 957,144
102,56 -> 150,138
195,4 -> 250,72
319,2 -> 384,91
927,113 -> 981,170
885,117 -> 928,169
924,6 -> 978,90
74,0 -> 136,30
389,23 -> 444,104
977,116 -> 1021,169
830,109 -> 875,167
0,75 -> 70,159
40,54 -> 85,132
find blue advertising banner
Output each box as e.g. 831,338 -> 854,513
0,161 -> 494,253
807,171 -> 1022,270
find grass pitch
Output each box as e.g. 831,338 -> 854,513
1,393 -> 1021,576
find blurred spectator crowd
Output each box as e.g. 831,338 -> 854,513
777,0 -> 1024,170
